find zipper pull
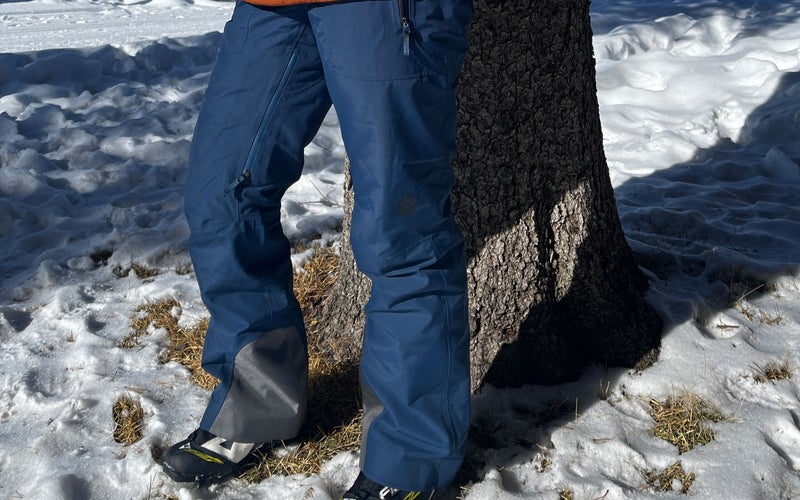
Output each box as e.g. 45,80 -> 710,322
222,170 -> 250,196
401,17 -> 411,56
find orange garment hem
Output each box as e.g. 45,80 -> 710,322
244,0 -> 336,6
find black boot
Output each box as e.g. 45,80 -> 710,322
341,472 -> 435,500
162,428 -> 260,484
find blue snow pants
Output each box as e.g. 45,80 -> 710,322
184,0 -> 472,490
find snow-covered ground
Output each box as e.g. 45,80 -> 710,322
1,0 -> 799,498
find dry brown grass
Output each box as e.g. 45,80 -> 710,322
161,315 -> 217,390
175,262 -> 193,275
113,394 -> 145,445
649,392 -> 730,453
126,245 -> 358,479
731,282 -> 785,326
559,489 -> 575,500
753,360 -> 792,383
241,412 -> 361,480
293,245 -> 340,333
242,245 -> 363,481
123,298 -> 217,389
113,263 -> 160,280
120,300 -> 177,348
644,461 -> 695,494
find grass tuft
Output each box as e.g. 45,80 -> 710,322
124,297 -> 217,389
120,301 -> 160,348
161,315 -> 217,390
133,264 -> 160,279
122,299 -> 177,348
145,298 -> 217,390
113,263 -> 160,280
730,282 -> 784,325
175,262 -> 193,275
644,461 -> 695,494
649,392 -> 730,453
559,488 -> 575,500
753,360 -> 792,384
113,394 -> 145,445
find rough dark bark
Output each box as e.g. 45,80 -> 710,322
317,0 -> 662,390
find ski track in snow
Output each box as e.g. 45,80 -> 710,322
1,0 -> 800,498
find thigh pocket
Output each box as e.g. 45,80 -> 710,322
312,0 -> 432,80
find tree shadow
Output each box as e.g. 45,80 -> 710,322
446,45 -> 800,500
618,70 -> 800,339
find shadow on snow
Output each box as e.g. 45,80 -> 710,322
453,61 -> 800,500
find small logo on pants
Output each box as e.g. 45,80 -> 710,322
396,196 -> 418,217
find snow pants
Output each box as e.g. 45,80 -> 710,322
184,0 -> 472,490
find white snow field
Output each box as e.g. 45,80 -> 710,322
1,0 -> 800,498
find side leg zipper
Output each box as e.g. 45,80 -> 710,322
222,170 -> 250,196
222,51 -> 299,198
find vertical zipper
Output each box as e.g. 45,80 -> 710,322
397,0 -> 411,56
222,170 -> 250,196
224,51 -> 299,197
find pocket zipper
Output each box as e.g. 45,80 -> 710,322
397,0 -> 411,56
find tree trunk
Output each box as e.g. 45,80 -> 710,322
317,0 -> 661,390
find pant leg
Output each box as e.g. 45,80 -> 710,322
309,0 -> 473,490
185,2 -> 332,443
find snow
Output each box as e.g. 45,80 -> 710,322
1,0 -> 799,498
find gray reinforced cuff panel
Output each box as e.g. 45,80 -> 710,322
209,327 -> 308,443
359,371 -> 385,470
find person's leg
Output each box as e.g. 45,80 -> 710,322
310,0 -> 472,491
184,2 -> 331,445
